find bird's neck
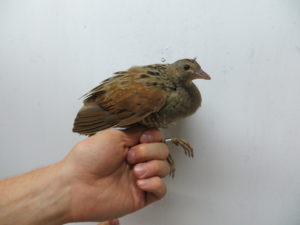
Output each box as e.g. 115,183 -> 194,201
170,76 -> 202,109
183,81 -> 202,109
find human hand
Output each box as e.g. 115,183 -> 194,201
62,127 -> 170,222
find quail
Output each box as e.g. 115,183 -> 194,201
73,58 -> 210,176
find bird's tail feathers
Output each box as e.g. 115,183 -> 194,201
72,104 -> 117,135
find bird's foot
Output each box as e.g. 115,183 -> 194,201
164,137 -> 194,158
167,154 -> 175,178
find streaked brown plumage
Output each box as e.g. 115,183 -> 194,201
73,58 -> 210,175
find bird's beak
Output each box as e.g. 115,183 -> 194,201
193,70 -> 211,80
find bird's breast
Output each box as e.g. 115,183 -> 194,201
141,83 -> 201,128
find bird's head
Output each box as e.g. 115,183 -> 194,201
172,58 -> 211,83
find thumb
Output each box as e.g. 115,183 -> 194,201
121,126 -> 147,147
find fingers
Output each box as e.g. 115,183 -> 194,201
127,143 -> 170,164
137,176 -> 167,204
127,140 -> 170,179
133,160 -> 170,178
126,129 -> 169,205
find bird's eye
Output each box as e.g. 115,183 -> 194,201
183,64 -> 190,70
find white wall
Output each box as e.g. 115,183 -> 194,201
1,1 -> 300,225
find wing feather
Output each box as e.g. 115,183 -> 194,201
73,70 -> 167,135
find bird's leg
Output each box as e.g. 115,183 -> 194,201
164,138 -> 194,178
164,138 -> 194,158
167,154 -> 175,178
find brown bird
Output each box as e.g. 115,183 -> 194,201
73,58 -> 210,175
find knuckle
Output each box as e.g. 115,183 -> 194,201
163,160 -> 171,175
151,160 -> 162,174
153,176 -> 163,187
160,144 -> 170,158
157,161 -> 171,177
134,144 -> 147,159
153,177 -> 166,199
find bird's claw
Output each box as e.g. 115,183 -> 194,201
164,138 -> 194,178
164,138 -> 194,158
167,154 -> 175,178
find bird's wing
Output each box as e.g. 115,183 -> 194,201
73,70 -> 168,135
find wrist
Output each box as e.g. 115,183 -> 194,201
25,161 -> 73,225
47,161 -> 73,224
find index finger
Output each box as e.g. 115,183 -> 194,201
127,142 -> 169,164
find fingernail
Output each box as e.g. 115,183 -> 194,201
134,165 -> 146,177
137,179 -> 148,187
127,151 -> 135,164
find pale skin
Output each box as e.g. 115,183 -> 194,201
0,128 -> 170,225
